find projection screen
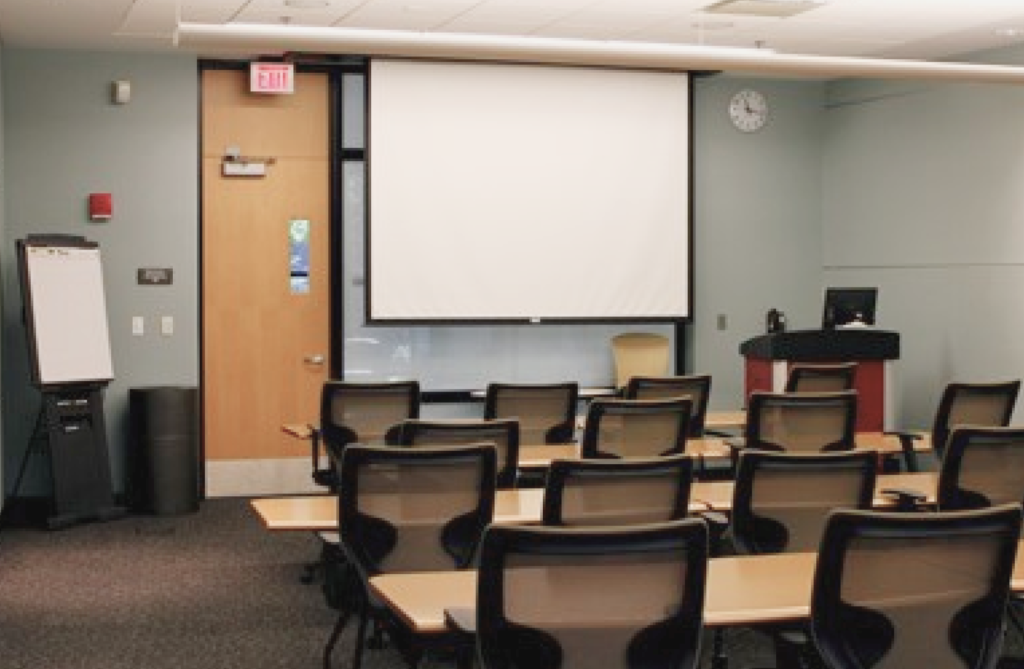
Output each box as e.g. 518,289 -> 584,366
368,59 -> 691,323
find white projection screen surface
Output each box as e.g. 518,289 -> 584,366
368,59 -> 691,323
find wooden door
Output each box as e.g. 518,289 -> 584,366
201,68 -> 329,495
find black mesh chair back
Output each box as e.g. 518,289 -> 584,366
811,505 -> 1022,669
732,450 -> 877,554
938,426 -> 1024,511
931,381 -> 1020,459
625,375 -> 711,437
580,397 -> 691,459
394,418 -> 520,488
328,443 -> 497,669
542,455 -> 693,527
784,363 -> 857,393
315,380 -> 420,488
339,443 -> 497,576
484,382 -> 578,444
476,520 -> 708,669
744,391 -> 857,454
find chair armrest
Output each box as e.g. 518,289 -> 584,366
723,437 -> 746,453
884,430 -> 925,442
883,431 -> 924,472
444,607 -> 476,634
880,487 -> 928,512
546,422 -> 576,444
694,510 -> 730,555
282,423 -> 314,440
308,425 -> 322,466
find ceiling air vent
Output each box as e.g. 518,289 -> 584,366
704,0 -> 827,19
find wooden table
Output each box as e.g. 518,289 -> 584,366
705,409 -> 746,431
250,472 -> 937,532
690,471 -> 938,511
284,407 -> 749,443
250,488 -> 713,531
518,433 -> 926,470
368,545 -> 1024,635
252,489 -> 543,530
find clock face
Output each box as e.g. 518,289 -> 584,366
728,89 -> 768,132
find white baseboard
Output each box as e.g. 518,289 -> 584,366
205,457 -> 323,497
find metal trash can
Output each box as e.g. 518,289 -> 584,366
128,386 -> 200,515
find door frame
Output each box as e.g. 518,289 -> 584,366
197,59 -> 365,494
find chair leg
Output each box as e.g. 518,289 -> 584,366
772,633 -> 807,669
301,558 -> 322,584
351,602 -> 371,669
322,608 -> 351,669
369,620 -> 386,649
1008,600 -> 1024,638
710,628 -> 728,669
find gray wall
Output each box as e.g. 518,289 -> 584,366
6,43 -> 1021,495
691,75 -> 826,408
1,50 -> 198,495
821,44 -> 1024,429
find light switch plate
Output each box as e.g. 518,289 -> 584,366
160,316 -> 174,336
132,316 -> 144,336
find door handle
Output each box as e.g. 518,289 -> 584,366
304,354 -> 325,365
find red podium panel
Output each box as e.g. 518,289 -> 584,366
741,330 -> 899,433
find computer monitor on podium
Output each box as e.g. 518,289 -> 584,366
823,287 -> 877,329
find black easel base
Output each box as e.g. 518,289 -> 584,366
47,505 -> 128,531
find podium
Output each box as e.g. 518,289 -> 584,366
740,329 -> 900,432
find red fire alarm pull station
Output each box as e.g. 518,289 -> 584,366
89,193 -> 112,221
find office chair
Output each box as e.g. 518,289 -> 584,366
892,381 -> 1011,469
469,520 -> 708,669
393,418 -> 521,488
624,374 -> 712,437
483,382 -> 578,444
933,425 -> 1024,642
890,379 -> 1020,472
541,454 -> 693,526
580,397 -> 691,459
936,425 -> 1024,511
784,363 -> 857,393
611,332 -> 671,390
307,380 -> 421,592
810,505 -> 1022,669
311,380 -> 421,489
729,391 -> 857,459
730,450 -> 877,668
323,444 -> 496,669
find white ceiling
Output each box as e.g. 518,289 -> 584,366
2,0 -> 1024,63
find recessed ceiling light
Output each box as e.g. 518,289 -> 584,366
285,0 -> 329,9
996,27 -> 1024,38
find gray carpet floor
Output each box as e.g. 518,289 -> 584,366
0,499 -> 352,669
1,498 -> 1019,669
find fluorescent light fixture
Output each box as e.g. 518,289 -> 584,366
705,0 -> 827,19
175,22 -> 1024,83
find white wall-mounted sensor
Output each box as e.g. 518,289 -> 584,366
112,80 -> 131,105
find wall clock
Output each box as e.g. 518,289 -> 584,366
728,89 -> 768,132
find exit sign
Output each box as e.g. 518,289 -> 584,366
250,62 -> 295,94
